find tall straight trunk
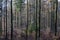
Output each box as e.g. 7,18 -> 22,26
51,0 -> 55,33
0,14 -> 2,36
51,0 -> 58,36
0,0 -> 2,36
0,6 -> 2,36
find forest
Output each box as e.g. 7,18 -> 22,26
0,0 -> 60,40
